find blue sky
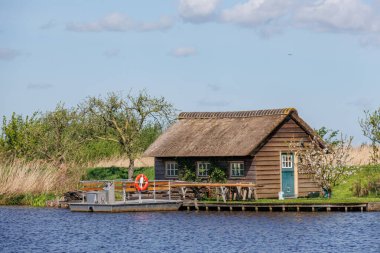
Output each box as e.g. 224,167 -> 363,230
1,0 -> 380,144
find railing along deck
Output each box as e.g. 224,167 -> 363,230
79,180 -> 257,203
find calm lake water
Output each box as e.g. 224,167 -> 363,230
0,207 -> 379,253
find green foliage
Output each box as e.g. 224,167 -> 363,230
360,108 -> 380,163
360,108 -> 380,144
82,90 -> 175,178
209,167 -> 227,183
0,193 -> 55,206
350,165 -> 380,197
179,166 -> 197,181
133,167 -> 155,181
0,90 -> 173,169
315,126 -> 340,145
177,158 -> 227,182
331,165 -> 380,198
84,166 -> 155,181
0,112 -> 39,159
76,140 -> 120,162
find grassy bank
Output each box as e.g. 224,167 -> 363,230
0,193 -> 56,206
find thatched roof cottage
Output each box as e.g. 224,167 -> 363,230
144,108 -> 323,199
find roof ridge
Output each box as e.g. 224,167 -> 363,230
178,108 -> 297,119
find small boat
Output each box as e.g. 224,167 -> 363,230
69,176 -> 182,213
69,199 -> 182,212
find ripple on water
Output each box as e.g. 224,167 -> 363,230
0,207 -> 379,253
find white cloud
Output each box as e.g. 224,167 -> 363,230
0,48 -> 22,61
170,47 -> 197,57
295,0 -> 379,33
66,13 -> 134,32
179,0 -> 220,22
217,0 -> 380,42
66,13 -> 174,32
221,0 -> 295,27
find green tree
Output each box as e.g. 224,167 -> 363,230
0,112 -> 39,160
360,108 -> 380,164
32,103 -> 87,167
315,126 -> 340,146
82,90 -> 175,179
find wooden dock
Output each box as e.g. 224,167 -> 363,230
181,201 -> 372,212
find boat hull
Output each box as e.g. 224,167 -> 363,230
69,199 -> 182,212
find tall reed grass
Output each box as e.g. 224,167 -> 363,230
0,159 -> 83,197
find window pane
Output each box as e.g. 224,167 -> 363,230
166,162 -> 178,177
282,154 -> 293,168
231,162 -> 244,177
197,162 -> 209,177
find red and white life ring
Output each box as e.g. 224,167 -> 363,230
134,174 -> 149,191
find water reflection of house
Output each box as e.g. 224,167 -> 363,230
144,108 -> 324,199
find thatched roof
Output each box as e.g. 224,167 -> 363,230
144,108 -> 320,157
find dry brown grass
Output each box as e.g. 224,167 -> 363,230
0,159 -> 82,196
93,156 -> 154,168
348,145 -> 372,166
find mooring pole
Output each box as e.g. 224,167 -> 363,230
138,191 -> 142,203
153,181 -> 156,201
169,181 -> 171,200
123,183 -> 126,203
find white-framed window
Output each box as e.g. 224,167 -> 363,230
165,161 -> 178,178
281,153 -> 293,169
230,162 -> 244,177
197,162 -> 210,177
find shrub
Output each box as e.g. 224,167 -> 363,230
350,165 -> 380,197
209,167 -> 227,183
179,166 -> 196,181
84,166 -> 154,181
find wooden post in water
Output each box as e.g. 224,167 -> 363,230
168,181 -> 171,200
123,183 -> 126,203
153,181 -> 156,201
194,198 -> 199,211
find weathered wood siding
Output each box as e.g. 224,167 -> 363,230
254,117 -> 320,198
155,157 -> 256,182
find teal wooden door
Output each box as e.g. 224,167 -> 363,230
281,153 -> 295,198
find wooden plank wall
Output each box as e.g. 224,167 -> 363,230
254,117 -> 320,198
155,158 -> 166,180
154,157 -> 256,182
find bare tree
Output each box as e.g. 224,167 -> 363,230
360,108 -> 380,164
83,90 -> 175,179
291,134 -> 355,198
